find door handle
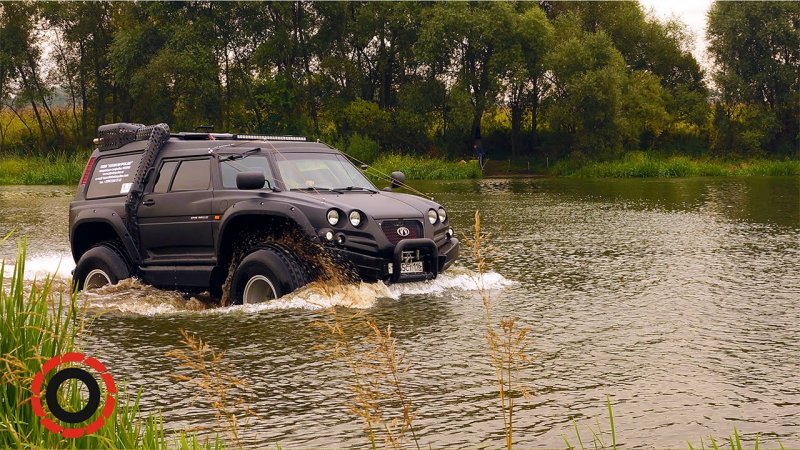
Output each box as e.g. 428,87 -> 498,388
142,199 -> 155,206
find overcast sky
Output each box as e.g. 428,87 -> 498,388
638,0 -> 714,70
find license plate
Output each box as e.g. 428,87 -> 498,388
400,261 -> 424,274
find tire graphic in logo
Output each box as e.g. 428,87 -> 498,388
31,352 -> 116,438
396,226 -> 410,237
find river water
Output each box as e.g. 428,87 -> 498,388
1,177 -> 798,448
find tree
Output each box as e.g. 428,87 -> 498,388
707,1 -> 800,155
499,5 -> 553,159
419,2 -> 515,150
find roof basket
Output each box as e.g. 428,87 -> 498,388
95,123 -> 145,151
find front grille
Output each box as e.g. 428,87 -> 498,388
381,220 -> 422,245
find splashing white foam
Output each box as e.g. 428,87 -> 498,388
386,266 -> 515,297
10,258 -> 515,315
1,252 -> 75,281
212,267 -> 515,313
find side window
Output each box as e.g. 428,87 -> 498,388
220,155 -> 275,189
170,159 -> 210,192
86,152 -> 143,199
153,161 -> 178,193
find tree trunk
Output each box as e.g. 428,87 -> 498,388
529,78 -> 540,154
19,69 -> 47,142
26,53 -> 62,143
79,40 -> 88,137
511,103 -> 522,160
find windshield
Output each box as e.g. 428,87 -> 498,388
220,155 -> 277,189
274,152 -> 375,191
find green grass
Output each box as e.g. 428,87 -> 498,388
367,153 -> 483,180
0,150 -> 90,185
0,241 -> 222,449
552,152 -> 800,178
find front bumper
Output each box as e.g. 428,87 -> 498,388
330,237 -> 459,283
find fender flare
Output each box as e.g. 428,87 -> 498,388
216,200 -> 319,256
70,209 -> 140,264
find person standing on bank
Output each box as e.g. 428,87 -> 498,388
474,142 -> 487,170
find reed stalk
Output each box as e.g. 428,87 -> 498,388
165,329 -> 254,449
462,210 -> 531,450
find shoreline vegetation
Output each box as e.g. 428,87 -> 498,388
0,150 -> 797,186
1,3 -> 797,186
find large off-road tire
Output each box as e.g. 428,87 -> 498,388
229,243 -> 310,305
72,243 -> 131,291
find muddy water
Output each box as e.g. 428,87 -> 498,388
1,177 -> 799,448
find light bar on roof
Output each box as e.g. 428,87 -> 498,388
235,134 -> 307,141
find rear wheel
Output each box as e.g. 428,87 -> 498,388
72,243 -> 131,291
229,243 -> 309,305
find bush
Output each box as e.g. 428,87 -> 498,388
369,154 -> 482,180
346,134 -> 381,164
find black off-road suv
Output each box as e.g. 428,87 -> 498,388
69,123 -> 459,304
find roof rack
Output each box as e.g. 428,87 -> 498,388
173,132 -> 307,142
95,123 -> 308,150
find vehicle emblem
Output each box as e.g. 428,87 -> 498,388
396,226 -> 410,237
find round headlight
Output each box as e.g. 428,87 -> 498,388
438,207 -> 447,223
428,209 -> 438,225
327,209 -> 340,226
349,210 -> 362,227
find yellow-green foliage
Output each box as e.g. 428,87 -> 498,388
369,154 -> 482,180
0,151 -> 89,185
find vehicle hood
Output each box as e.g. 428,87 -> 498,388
312,191 -> 438,220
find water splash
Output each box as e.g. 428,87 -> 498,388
4,252 -> 515,315
1,252 -> 75,281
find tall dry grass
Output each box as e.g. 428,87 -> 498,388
165,329 -> 254,448
317,310 -> 421,450
462,210 -> 532,450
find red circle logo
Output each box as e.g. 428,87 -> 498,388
31,352 -> 116,438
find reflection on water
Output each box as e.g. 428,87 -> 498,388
1,176 -> 799,447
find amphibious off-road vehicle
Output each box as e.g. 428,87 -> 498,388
69,123 -> 459,304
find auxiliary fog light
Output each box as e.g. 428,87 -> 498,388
325,231 -> 334,241
446,228 -> 454,239
335,233 -> 346,245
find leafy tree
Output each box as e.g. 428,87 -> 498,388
419,2 -> 515,149
707,1 -> 800,155
545,18 -> 628,157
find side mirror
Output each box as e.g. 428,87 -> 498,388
383,171 -> 405,191
236,172 -> 266,190
361,164 -> 369,170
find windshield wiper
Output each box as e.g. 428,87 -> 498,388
219,148 -> 260,162
293,187 -> 344,193
340,186 -> 378,193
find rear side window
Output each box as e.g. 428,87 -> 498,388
170,159 -> 210,192
153,160 -> 178,193
86,153 -> 143,199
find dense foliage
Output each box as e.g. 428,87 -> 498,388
0,1 -> 797,161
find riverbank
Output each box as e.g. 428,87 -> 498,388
0,153 -> 88,185
0,151 -> 483,186
551,153 -> 800,178
368,153 -> 483,180
2,150 -> 797,186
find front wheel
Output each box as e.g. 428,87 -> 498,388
229,244 -> 310,305
72,244 -> 131,291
